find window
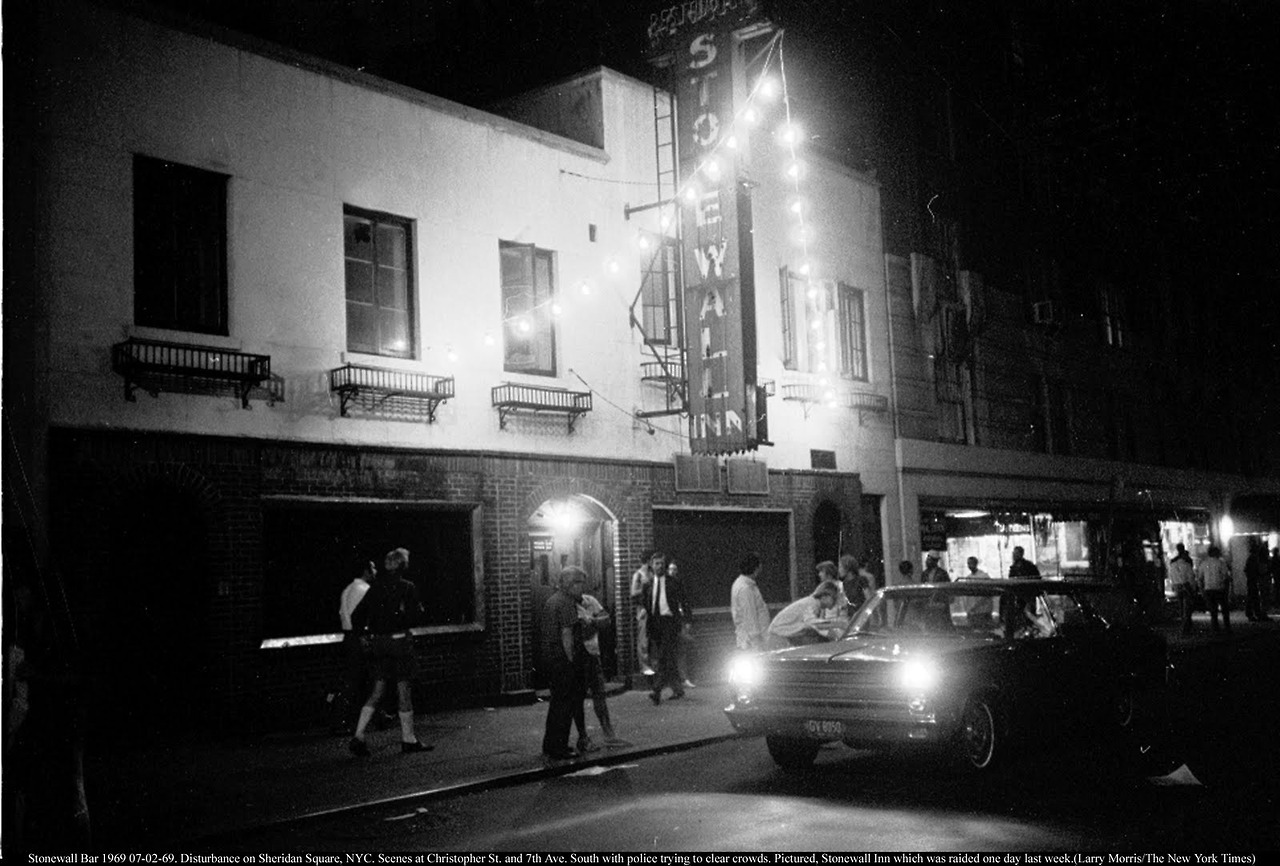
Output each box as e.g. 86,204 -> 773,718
779,267 -> 799,369
262,500 -> 482,642
1100,286 -> 1127,348
639,236 -> 680,345
500,242 -> 557,376
133,155 -> 228,335
837,283 -> 869,381
344,207 -> 414,358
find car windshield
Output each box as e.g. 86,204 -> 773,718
843,588 -> 1006,639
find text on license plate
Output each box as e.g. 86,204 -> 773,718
804,719 -> 844,737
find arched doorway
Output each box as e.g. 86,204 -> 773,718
813,500 -> 843,578
104,481 -> 213,739
527,495 -> 618,682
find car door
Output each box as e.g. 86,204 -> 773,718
1000,589 -> 1073,733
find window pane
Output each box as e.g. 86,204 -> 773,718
501,242 -> 555,375
501,244 -> 532,289
344,215 -> 374,263
377,263 -> 407,310
345,259 -> 373,304
376,223 -> 406,268
347,303 -> 377,354
379,308 -> 410,356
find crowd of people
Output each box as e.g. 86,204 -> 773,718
335,537 -> 1280,763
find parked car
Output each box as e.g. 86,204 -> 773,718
724,579 -> 1171,772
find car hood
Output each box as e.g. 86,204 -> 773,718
766,634 -> 1000,665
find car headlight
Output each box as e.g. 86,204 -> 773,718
898,658 -> 940,691
727,654 -> 764,688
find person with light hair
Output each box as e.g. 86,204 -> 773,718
766,580 -> 845,649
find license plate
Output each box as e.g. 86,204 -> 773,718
804,719 -> 844,738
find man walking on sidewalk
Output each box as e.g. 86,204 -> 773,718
646,550 -> 691,705
1195,544 -> 1232,634
540,567 -> 588,762
1168,543 -> 1197,636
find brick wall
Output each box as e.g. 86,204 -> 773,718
48,427 -> 861,736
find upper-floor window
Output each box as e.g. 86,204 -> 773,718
837,283 -> 869,381
780,272 -> 871,382
639,235 -> 680,346
133,155 -> 228,335
500,241 -> 557,376
344,207 -> 414,358
1100,286 -> 1126,348
779,267 -> 801,370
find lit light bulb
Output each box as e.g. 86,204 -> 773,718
579,281 -> 592,296
447,347 -> 459,363
607,258 -> 621,274
787,162 -> 800,179
806,286 -> 818,300
758,77 -> 778,100
684,186 -> 699,203
638,234 -> 651,250
810,318 -> 823,331
725,135 -> 739,150
790,200 -> 804,215
817,361 -> 829,373
743,107 -> 759,125
826,400 -> 839,409
660,213 -> 672,230
484,332 -> 496,346
518,318 -> 532,334
781,123 -> 802,145
705,159 -> 721,180
824,390 -> 835,401
816,341 -> 826,352
799,262 -> 812,276
551,303 -> 563,317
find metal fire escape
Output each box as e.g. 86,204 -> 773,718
627,87 -> 688,420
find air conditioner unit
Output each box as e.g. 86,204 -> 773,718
1032,300 -> 1057,325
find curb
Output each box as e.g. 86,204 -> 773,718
189,731 -> 747,847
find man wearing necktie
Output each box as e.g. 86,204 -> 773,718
645,549 -> 690,705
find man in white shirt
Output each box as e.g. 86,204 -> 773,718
730,553 -> 770,652
336,560 -> 375,731
1167,543 -> 1197,635
1194,544 -> 1232,634
629,550 -> 659,676
961,556 -> 995,625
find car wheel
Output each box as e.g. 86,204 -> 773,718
957,694 -> 1001,771
765,735 -> 820,771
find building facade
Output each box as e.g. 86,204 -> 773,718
5,0 -> 896,735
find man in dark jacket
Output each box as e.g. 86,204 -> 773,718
540,566 -> 588,762
644,549 -> 692,705
348,547 -> 431,756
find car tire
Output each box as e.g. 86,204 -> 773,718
766,735 -> 820,771
956,694 -> 1002,772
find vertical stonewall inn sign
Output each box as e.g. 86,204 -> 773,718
648,1 -> 770,454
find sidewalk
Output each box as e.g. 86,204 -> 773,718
85,615 -> 1279,849
87,683 -> 739,849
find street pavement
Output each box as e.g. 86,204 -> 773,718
84,613 -> 1279,850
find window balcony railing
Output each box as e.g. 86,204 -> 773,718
782,383 -> 889,420
491,382 -> 592,433
329,364 -> 455,422
111,337 -> 272,409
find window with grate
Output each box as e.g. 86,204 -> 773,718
133,155 -> 228,335
344,207 -> 415,358
501,242 -> 557,376
779,267 -> 800,370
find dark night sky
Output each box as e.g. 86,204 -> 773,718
144,0 -> 1279,363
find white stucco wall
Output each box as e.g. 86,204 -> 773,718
28,0 -> 898,481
